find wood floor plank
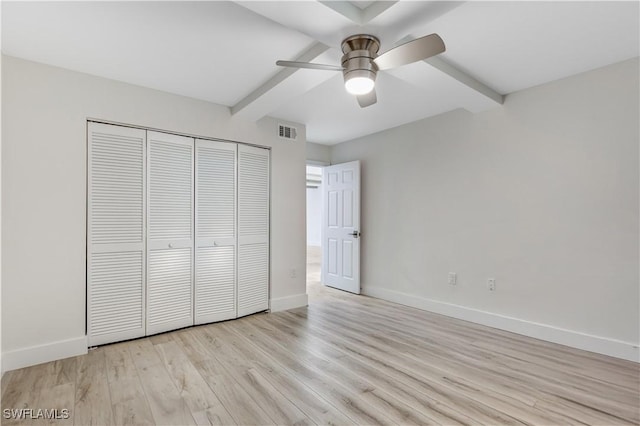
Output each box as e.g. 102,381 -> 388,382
309,301 -> 633,417
252,313 -> 482,425
216,319 -> 405,425
174,330 -> 277,426
2,245 -> 637,425
2,363 -> 55,426
104,343 -> 155,426
153,340 -> 236,425
273,312 -> 529,425
1,368 -> 28,409
127,339 -> 196,426
32,383 -> 75,426
211,322 -> 356,426
74,349 -> 113,426
277,310 -> 568,425
43,357 -> 78,388
194,326 -> 316,425
148,333 -> 174,346
234,318 -> 446,425
1,369 -> 17,399
193,361 -> 275,426
323,296 -> 639,393
318,285 -> 638,387
303,297 -> 640,423
308,302 -> 638,422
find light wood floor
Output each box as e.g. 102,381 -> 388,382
2,246 -> 638,425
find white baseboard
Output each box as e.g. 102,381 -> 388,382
271,293 -> 308,312
362,287 -> 639,363
2,336 -> 88,373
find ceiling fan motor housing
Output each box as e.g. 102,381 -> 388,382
341,34 -> 380,85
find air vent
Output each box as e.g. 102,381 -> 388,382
278,124 -> 297,140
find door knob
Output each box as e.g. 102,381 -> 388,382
168,243 -> 174,248
349,231 -> 360,238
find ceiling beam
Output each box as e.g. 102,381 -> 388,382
361,1 -> 398,23
392,35 -> 503,105
231,42 -> 330,116
234,1 -> 356,47
317,1 -> 398,25
317,1 -> 363,24
424,56 -> 504,105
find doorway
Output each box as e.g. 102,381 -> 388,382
306,165 -> 323,299
306,161 -> 362,298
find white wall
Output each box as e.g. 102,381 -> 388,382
1,55 -> 308,371
306,165 -> 323,247
306,186 -> 322,247
330,58 -> 639,361
0,3 -> 3,376
306,141 -> 331,164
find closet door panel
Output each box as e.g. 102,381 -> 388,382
195,140 -> 237,324
87,123 -> 146,346
237,145 -> 270,317
238,242 -> 268,315
147,131 -> 194,335
147,248 -> 193,331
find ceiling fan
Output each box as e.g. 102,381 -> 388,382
276,33 -> 445,108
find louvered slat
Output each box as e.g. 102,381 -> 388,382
194,140 -> 238,324
89,251 -> 144,336
89,124 -> 269,342
147,248 -> 193,332
238,243 -> 269,316
149,137 -> 193,240
239,150 -> 269,237
195,246 -> 236,322
196,143 -> 236,239
147,131 -> 194,335
238,145 -> 270,317
90,133 -> 144,244
87,123 -> 146,346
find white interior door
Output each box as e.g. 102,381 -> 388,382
237,145 -> 270,317
194,139 -> 237,324
147,131 -> 194,335
322,161 -> 361,294
87,122 -> 146,346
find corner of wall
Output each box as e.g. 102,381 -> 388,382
271,293 -> 308,313
2,336 -> 88,373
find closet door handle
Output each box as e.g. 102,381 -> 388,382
168,243 -> 174,248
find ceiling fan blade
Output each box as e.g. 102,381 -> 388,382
373,33 -> 445,70
276,60 -> 343,71
357,89 -> 377,108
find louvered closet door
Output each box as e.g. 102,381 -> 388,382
237,145 -> 270,317
194,140 -> 237,324
87,123 -> 146,346
147,131 -> 194,335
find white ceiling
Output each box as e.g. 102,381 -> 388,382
2,1 -> 639,145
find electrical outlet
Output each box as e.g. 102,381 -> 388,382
448,272 -> 457,285
290,268 -> 297,278
488,278 -> 496,291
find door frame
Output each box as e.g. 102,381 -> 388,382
320,160 -> 361,294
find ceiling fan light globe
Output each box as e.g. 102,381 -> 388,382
345,76 -> 375,95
